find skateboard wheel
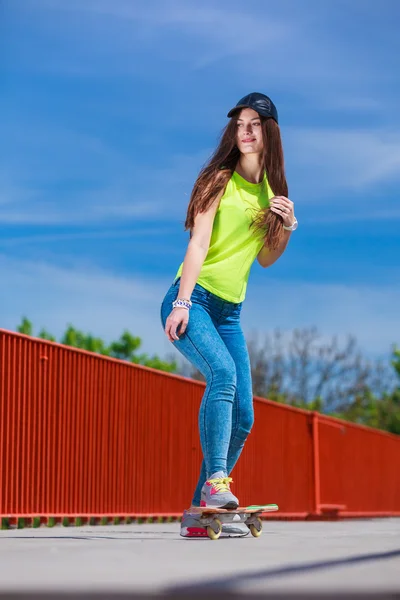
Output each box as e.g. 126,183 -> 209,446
249,517 -> 262,538
207,518 -> 222,540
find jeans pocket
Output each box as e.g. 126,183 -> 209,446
190,289 -> 209,309
193,283 -> 210,298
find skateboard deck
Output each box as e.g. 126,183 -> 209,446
190,504 -> 278,540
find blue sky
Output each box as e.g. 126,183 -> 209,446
1,0 -> 399,363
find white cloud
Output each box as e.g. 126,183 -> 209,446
0,254 -> 173,358
16,0 -> 389,98
304,208 -> 400,225
0,123 -> 149,224
244,274 -> 400,358
0,182 -> 165,226
285,126 -> 400,196
0,121 -> 206,225
319,96 -> 383,112
32,0 -> 297,59
0,227 -> 171,247
1,254 -> 398,362
0,194 -> 165,226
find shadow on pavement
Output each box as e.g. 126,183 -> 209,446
166,548 -> 400,594
0,549 -> 399,599
0,592 -> 399,599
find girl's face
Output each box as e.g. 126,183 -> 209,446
235,108 -> 263,155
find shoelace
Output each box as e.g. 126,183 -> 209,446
208,476 -> 233,493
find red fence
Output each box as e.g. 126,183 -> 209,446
1,328 -> 399,523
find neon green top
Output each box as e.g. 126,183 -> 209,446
175,170 -> 274,303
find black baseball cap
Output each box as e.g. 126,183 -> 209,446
227,92 -> 278,124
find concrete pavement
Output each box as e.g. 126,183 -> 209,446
0,518 -> 399,598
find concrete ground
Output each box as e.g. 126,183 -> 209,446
0,519 -> 399,598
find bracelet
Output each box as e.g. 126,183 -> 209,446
172,298 -> 192,310
283,217 -> 298,231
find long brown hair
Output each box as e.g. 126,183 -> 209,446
184,113 -> 288,250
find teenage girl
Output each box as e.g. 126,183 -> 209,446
160,93 -> 297,537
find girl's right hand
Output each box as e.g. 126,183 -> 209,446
165,307 -> 189,342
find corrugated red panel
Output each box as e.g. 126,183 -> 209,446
0,329 -> 206,516
233,398 -> 314,514
318,415 -> 400,515
1,328 -> 399,519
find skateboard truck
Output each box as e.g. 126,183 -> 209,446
192,504 -> 278,540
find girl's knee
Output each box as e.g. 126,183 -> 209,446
229,411 -> 254,451
241,408 -> 254,435
235,404 -> 254,439
213,361 -> 236,386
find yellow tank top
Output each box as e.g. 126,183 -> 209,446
175,171 -> 274,303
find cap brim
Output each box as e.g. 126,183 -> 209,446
227,105 -> 276,121
227,104 -> 249,118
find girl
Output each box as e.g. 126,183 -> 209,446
160,92 -> 297,537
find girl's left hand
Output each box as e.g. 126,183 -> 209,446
269,196 -> 295,228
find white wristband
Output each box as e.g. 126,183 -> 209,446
283,217 -> 298,231
172,298 -> 192,310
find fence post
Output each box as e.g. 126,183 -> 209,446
311,411 -> 321,516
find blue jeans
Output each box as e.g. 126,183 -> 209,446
160,278 -> 254,506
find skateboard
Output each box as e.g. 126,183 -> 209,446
190,504 -> 278,540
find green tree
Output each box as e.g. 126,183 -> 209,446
392,347 -> 400,377
16,317 -> 33,336
61,325 -> 109,355
37,329 -> 57,342
377,347 -> 400,434
337,347 -> 400,434
15,318 -> 177,374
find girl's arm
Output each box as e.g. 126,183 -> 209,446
257,194 -> 296,268
177,188 -> 224,301
257,229 -> 292,268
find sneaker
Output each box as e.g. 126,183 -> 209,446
200,470 -> 239,509
180,509 -> 249,538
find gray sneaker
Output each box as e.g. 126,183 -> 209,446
180,510 -> 249,538
200,471 -> 239,509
